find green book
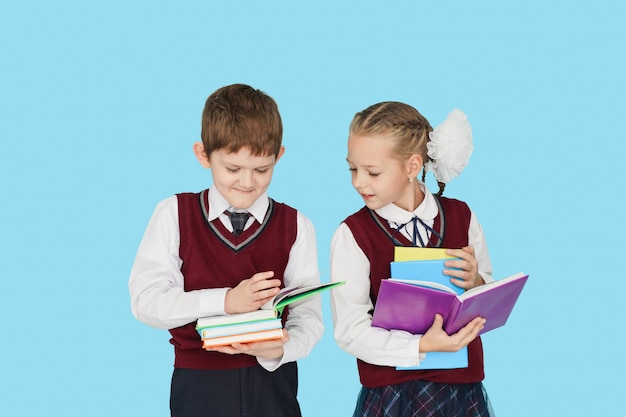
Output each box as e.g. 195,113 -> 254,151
270,280 -> 346,316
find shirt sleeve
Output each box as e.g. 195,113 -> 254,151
128,196 -> 229,329
257,211 -> 324,371
329,223 -> 425,368
469,210 -> 494,284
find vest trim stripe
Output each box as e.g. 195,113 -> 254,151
367,196 -> 445,248
198,189 -> 275,252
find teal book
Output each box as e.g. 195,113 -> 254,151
197,318 -> 282,339
397,347 -> 468,370
390,259 -> 464,296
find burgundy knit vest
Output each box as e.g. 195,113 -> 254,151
344,196 -> 485,388
169,190 -> 297,370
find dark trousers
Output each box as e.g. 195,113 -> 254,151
170,362 -> 301,417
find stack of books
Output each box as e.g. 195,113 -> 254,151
197,309 -> 284,349
197,280 -> 345,349
390,247 -> 465,295
371,247 -> 529,370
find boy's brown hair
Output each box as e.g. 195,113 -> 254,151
201,84 -> 283,158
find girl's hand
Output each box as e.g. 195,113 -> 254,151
205,330 -> 289,359
444,246 -> 484,290
224,271 -> 281,314
419,314 -> 485,353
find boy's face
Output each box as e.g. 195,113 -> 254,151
205,146 -> 284,210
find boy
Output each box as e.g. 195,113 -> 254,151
129,84 -> 323,417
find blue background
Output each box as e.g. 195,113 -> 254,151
1,1 -> 624,415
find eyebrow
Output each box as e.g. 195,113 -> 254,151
346,158 -> 380,168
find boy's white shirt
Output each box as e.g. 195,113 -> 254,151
330,182 -> 492,368
129,187 -> 324,371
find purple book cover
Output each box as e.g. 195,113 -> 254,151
371,280 -> 457,334
371,273 -> 528,336
445,273 -> 529,335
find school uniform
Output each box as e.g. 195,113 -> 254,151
130,188 -> 323,417
330,183 -> 494,417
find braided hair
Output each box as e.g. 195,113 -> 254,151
349,101 -> 445,196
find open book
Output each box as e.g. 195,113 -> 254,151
196,280 -> 345,330
265,280 -> 346,316
372,272 -> 528,335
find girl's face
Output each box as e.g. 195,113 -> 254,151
347,133 -> 420,211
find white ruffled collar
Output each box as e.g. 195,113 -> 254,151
374,182 -> 438,226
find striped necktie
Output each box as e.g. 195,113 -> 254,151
227,212 -> 250,236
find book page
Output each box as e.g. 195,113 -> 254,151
459,272 -> 527,300
263,281 -> 345,311
390,278 -> 457,295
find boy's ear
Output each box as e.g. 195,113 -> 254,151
193,142 -> 211,168
275,146 -> 286,163
406,153 -> 423,178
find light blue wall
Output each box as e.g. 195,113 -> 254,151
2,1 -> 623,415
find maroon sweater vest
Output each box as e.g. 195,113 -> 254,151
169,190 -> 297,370
344,196 -> 485,388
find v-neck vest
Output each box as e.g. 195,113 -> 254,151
344,196 -> 485,387
168,189 -> 297,370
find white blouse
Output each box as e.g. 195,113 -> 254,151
330,183 -> 492,368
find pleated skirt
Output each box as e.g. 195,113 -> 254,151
353,380 -> 494,417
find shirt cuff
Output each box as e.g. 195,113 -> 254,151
257,355 -> 283,372
198,287 -> 230,317
400,335 -> 424,367
256,334 -> 297,371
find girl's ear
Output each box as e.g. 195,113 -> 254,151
406,153 -> 424,179
193,142 -> 211,168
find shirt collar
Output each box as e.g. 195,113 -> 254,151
207,188 -> 269,223
374,182 -> 438,224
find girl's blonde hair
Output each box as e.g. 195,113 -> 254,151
350,101 -> 445,195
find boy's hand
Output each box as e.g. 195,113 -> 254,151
418,314 -> 485,353
224,271 -> 281,314
205,330 -> 289,360
444,246 -> 484,290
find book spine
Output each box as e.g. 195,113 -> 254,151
202,329 -> 283,349
443,298 -> 464,334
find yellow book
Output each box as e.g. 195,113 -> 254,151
394,247 -> 456,262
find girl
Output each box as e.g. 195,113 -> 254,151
330,102 -> 495,417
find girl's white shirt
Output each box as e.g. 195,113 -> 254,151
330,182 -> 492,368
128,187 -> 323,371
